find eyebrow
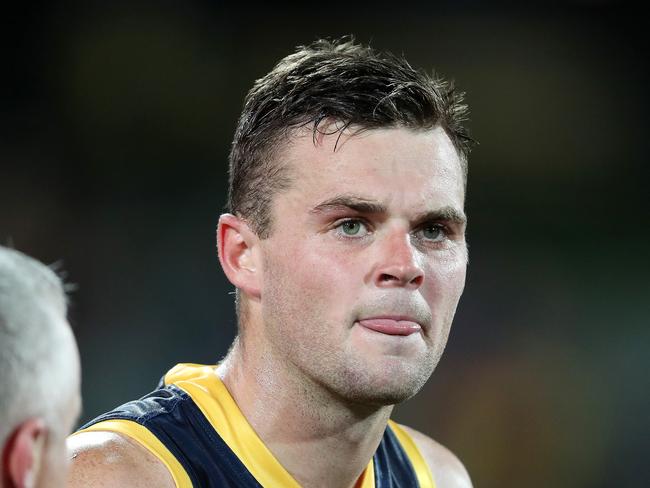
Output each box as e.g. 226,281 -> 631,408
310,195 -> 386,215
413,207 -> 467,226
309,195 -> 467,225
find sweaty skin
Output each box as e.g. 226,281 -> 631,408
67,127 -> 472,488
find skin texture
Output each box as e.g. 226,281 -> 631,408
67,432 -> 174,488
67,126 -> 472,488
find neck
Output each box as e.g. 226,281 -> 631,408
217,337 -> 393,488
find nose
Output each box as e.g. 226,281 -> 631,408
372,232 -> 424,290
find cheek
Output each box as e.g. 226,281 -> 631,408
263,239 -> 361,329
271,236 -> 360,292
422,255 -> 467,305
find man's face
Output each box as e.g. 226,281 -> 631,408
258,126 -> 467,406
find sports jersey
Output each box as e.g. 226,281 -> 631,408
75,363 -> 435,487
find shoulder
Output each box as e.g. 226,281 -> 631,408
397,424 -> 473,488
67,430 -> 176,488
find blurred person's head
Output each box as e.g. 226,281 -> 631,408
0,246 -> 81,488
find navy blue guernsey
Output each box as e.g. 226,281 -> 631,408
75,364 -> 435,488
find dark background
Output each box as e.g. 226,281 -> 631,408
1,1 -> 648,487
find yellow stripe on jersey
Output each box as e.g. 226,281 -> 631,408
164,364 -> 377,488
75,419 -> 193,488
358,457 -> 376,488
164,364 -> 303,488
388,420 -> 436,488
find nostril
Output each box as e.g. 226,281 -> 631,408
410,275 -> 424,286
379,273 -> 398,282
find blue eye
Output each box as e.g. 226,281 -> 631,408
419,225 -> 445,242
342,221 -> 361,235
336,220 -> 369,237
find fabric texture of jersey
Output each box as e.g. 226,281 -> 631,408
75,363 -> 435,488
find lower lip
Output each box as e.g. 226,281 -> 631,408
357,319 -> 421,336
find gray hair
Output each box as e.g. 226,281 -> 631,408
0,246 -> 79,444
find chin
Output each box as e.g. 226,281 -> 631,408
350,386 -> 422,407
331,358 -> 436,407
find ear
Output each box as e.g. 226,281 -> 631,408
217,214 -> 262,299
3,418 -> 47,488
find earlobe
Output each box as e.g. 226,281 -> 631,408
217,214 -> 262,299
5,418 -> 47,488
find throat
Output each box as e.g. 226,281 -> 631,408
257,405 -> 390,488
218,338 -> 392,488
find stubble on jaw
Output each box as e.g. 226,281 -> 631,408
258,261 -> 447,409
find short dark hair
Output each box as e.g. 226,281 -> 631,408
228,37 -> 473,238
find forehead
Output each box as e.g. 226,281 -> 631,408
279,126 -> 465,210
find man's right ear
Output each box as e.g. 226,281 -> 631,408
3,418 -> 47,488
217,214 -> 262,299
